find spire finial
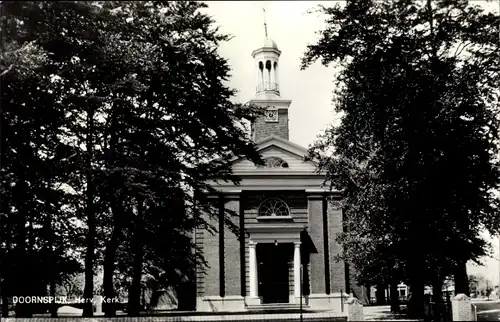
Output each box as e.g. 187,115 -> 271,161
263,8 -> 268,37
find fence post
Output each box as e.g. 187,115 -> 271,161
346,295 -> 364,321
446,292 -> 452,322
451,294 -> 474,321
341,289 -> 344,312
471,303 -> 477,321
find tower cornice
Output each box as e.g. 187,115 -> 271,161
249,98 -> 292,107
251,47 -> 281,57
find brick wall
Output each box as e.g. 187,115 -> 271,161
198,211 -> 220,297
198,192 -> 328,299
253,109 -> 289,142
308,195 -> 325,294
224,199 -> 242,296
328,201 -> 345,293
244,192 -> 307,224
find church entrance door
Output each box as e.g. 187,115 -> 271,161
257,243 -> 291,304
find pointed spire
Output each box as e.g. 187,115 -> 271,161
263,8 -> 268,37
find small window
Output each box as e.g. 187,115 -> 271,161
258,198 -> 290,217
259,156 -> 289,168
259,61 -> 264,70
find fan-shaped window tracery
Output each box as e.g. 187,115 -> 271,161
259,156 -> 289,168
258,198 -> 290,217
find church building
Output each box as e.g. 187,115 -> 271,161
195,33 -> 354,312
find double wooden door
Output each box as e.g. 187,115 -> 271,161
257,243 -> 291,304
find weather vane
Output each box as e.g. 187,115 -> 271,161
263,8 -> 268,37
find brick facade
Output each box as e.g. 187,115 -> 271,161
308,195 -> 326,294
197,211 -> 220,297
196,191 -> 347,311
327,202 -> 346,293
253,109 -> 289,142
224,198 -> 242,296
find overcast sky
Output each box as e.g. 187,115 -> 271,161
202,0 -> 500,285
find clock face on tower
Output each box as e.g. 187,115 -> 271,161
265,107 -> 278,123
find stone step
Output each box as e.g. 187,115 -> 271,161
246,303 -> 310,311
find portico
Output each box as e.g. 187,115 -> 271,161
246,223 -> 304,305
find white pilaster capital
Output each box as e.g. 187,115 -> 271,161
249,240 -> 257,247
294,241 -> 301,247
225,190 -> 242,200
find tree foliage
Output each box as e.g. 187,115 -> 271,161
302,0 -> 500,316
468,274 -> 495,298
1,0 -> 263,317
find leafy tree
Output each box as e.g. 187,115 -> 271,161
1,0 -> 263,317
302,0 -> 500,317
1,1 -> 86,317
468,274 -> 478,295
57,273 -> 85,298
468,273 -> 495,299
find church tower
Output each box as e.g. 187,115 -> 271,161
249,14 -> 292,143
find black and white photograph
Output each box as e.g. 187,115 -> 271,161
1,0 -> 499,321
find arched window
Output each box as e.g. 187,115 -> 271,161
258,156 -> 289,168
259,61 -> 264,71
258,198 -> 290,217
273,62 -> 278,70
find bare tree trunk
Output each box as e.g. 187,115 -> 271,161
82,107 -> 95,317
49,278 -> 57,317
46,217 -> 58,318
103,204 -> 122,317
408,275 -> 425,318
376,283 -> 386,305
103,109 -> 121,317
390,280 -> 400,313
1,278 -> 9,318
128,198 -> 145,317
432,278 -> 443,322
14,197 -> 31,317
364,284 -> 371,305
454,261 -> 470,296
1,217 -> 11,317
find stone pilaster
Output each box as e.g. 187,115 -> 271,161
294,241 -> 301,298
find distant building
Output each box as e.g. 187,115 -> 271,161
368,282 -> 456,305
369,284 -> 409,304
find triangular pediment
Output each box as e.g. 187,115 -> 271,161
231,135 -> 320,175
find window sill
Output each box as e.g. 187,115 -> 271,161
257,216 -> 293,220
